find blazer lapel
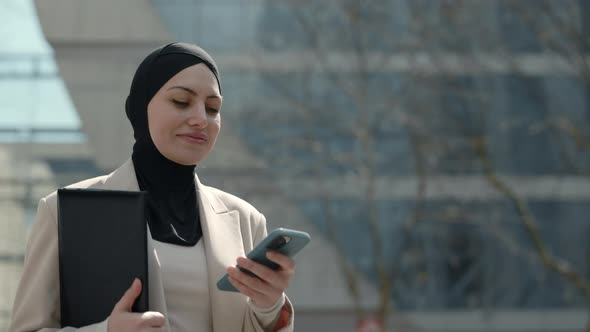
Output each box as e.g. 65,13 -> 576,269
197,177 -> 248,332
102,159 -> 170,331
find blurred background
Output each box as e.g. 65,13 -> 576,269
1,0 -> 589,331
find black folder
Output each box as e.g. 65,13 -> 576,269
57,188 -> 149,328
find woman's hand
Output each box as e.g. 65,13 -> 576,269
227,251 -> 295,308
108,278 -> 167,332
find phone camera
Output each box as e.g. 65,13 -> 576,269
269,236 -> 290,250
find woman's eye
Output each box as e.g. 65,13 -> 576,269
172,99 -> 189,107
207,107 -> 220,114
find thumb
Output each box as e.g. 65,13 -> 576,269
113,278 -> 142,313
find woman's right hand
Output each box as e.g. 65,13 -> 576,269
108,278 -> 167,332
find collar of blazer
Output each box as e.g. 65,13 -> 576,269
104,158 -> 229,214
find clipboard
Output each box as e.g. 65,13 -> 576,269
57,188 -> 149,327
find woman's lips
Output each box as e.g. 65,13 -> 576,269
177,133 -> 208,144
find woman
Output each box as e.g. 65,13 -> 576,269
9,42 -> 295,332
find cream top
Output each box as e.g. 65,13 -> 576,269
153,239 -> 285,332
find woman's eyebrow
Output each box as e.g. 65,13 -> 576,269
167,86 -> 196,95
168,85 -> 222,100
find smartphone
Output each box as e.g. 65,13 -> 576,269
217,228 -> 311,292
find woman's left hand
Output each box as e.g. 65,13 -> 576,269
226,251 -> 295,308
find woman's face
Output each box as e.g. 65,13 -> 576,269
147,63 -> 222,166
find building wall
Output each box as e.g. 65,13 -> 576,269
34,0 -> 172,171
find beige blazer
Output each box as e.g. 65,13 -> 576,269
9,159 -> 294,332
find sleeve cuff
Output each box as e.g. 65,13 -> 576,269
248,293 -> 286,328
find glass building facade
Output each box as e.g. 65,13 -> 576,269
0,1 -> 84,143
150,0 -> 590,310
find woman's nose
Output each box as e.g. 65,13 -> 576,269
187,104 -> 207,128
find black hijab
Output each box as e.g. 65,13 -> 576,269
126,42 -> 221,246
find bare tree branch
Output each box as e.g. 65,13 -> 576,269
553,117 -> 590,152
472,136 -> 590,299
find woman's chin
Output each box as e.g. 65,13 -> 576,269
161,152 -> 203,166
175,157 -> 201,166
